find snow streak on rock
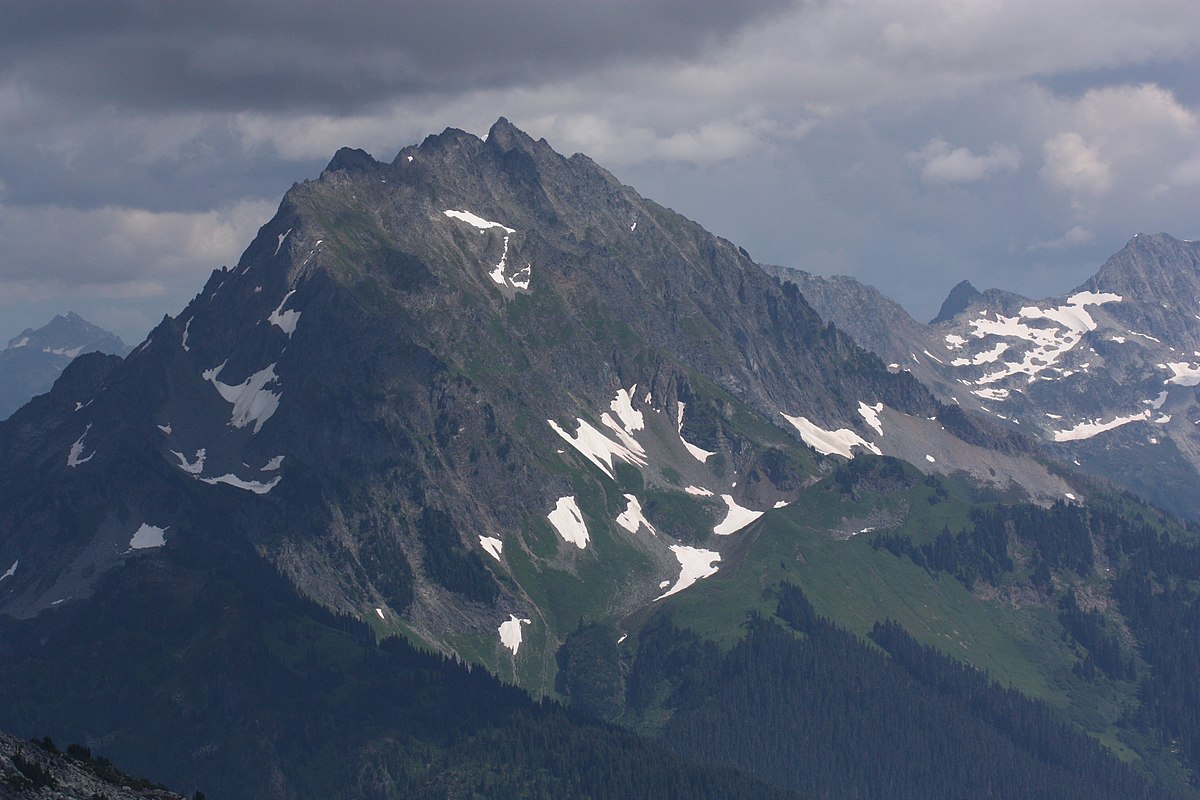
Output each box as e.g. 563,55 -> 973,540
443,209 -> 515,233
1051,411 -> 1151,442
616,494 -> 657,535
67,425 -> 94,467
171,448 -> 206,475
857,402 -> 884,436
200,474 -> 282,494
0,561 -> 16,581
203,362 -> 282,434
780,413 -> 880,458
443,209 -> 531,291
268,290 -> 301,336
549,417 -> 645,478
677,402 -> 715,462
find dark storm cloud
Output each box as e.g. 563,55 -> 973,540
0,0 -> 786,113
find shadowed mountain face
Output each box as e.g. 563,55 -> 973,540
0,117 -> 1066,670
772,233 -> 1200,520
0,313 -> 128,420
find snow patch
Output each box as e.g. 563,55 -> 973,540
960,293 -> 1121,385
549,416 -> 646,478
157,423 -> 172,435
944,334 -> 966,349
480,536 -> 503,561
548,496 -> 589,549
610,386 -> 644,432
972,387 -> 1010,401
67,425 -> 94,467
1160,362 -> 1200,386
204,361 -> 282,434
780,413 -> 880,458
375,608 -> 385,620
171,448 -> 206,475
498,614 -> 531,655
268,290 -> 301,336
1051,411 -> 1151,442
857,402 -> 884,436
684,485 -> 714,497
260,455 -> 285,472
951,342 -> 1009,367
129,523 -> 167,550
0,561 -> 16,581
200,474 -> 281,494
616,494 -> 657,536
10,336 -> 28,348
714,494 -> 763,536
925,454 -> 936,463
443,209 -> 515,233
43,345 -> 84,357
274,228 -> 291,256
655,545 -> 721,600
677,402 -> 716,462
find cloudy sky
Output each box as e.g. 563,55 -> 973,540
2,0 -> 1199,344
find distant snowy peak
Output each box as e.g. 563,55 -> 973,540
4,312 -> 128,356
774,232 -> 1200,520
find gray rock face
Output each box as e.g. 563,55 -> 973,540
775,233 -> 1200,519
931,280 -> 981,324
0,732 -> 185,799
0,312 -> 128,420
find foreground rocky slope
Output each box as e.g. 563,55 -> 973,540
0,732 -> 186,799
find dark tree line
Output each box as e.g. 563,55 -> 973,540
617,584 -> 1171,800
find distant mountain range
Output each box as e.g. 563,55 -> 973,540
769,232 -> 1200,520
0,312 -> 128,420
0,120 -> 1197,799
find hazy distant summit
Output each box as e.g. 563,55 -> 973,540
0,313 -> 128,420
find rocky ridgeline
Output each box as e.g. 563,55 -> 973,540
0,733 -> 187,799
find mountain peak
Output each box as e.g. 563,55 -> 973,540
323,146 -> 379,174
486,116 -> 537,152
1077,231 -> 1200,300
930,279 -> 981,324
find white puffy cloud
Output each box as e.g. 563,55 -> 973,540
0,198 -> 276,298
1030,225 -> 1096,251
1,0 -> 1200,336
909,138 -> 1021,184
1040,132 -> 1112,197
